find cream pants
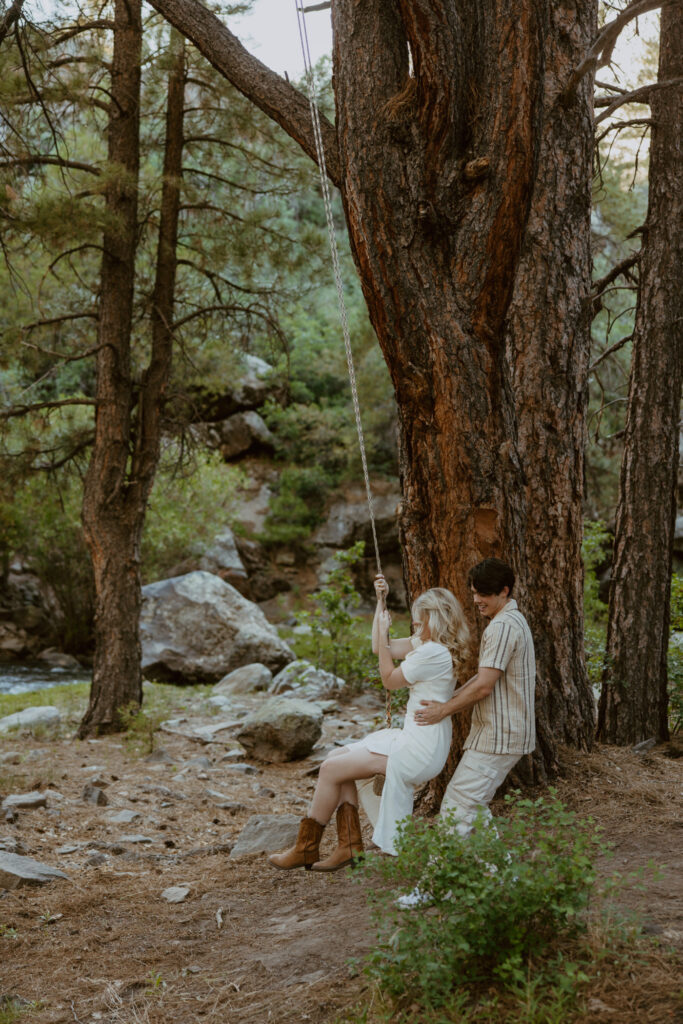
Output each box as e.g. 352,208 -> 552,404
439,748 -> 521,836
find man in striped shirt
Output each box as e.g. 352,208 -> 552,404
413,557 -> 536,836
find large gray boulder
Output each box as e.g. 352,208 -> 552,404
230,814 -> 301,859
140,572 -> 293,683
0,706 -> 60,734
236,697 -> 323,762
270,660 -> 346,700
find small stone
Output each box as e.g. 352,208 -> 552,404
144,748 -> 175,764
4,809 -> 17,824
105,809 -> 141,824
82,785 -> 108,806
205,788 -> 234,804
56,845 -> 82,855
85,852 -> 108,867
117,835 -> 153,844
161,885 -> 190,904
224,763 -> 259,776
0,852 -> 69,889
214,663 -> 273,695
633,737 -> 656,754
0,752 -> 21,765
186,756 -> 212,770
2,792 -> 48,811
0,837 -> 27,855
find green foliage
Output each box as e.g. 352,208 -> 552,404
582,521 -> 610,691
292,542 -> 378,689
360,793 -> 608,1010
260,465 -> 332,544
141,449 -> 243,582
668,575 -> 683,733
117,702 -> 161,756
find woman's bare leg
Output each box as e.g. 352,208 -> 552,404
310,749 -> 388,824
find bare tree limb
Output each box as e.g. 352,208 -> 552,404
595,78 -> 683,123
595,117 -> 653,143
592,253 -> 640,298
590,334 -> 634,371
144,0 -> 341,186
563,0 -> 672,100
1,311 -> 100,335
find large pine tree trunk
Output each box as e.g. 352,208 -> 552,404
80,13 -> 185,735
332,0 -> 596,785
597,4 -> 683,745
145,0 -> 598,779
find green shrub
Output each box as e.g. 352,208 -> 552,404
292,541 -> 379,689
360,793 -> 607,1008
260,464 -> 332,544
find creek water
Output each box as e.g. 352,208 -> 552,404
0,662 -> 91,696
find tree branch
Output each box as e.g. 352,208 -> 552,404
563,0 -> 671,100
0,397 -> 96,420
592,253 -> 640,297
595,78 -> 683,124
590,334 -> 634,371
0,156 -> 101,175
595,117 -> 653,143
144,0 -> 341,187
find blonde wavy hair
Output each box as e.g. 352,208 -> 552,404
411,588 -> 470,671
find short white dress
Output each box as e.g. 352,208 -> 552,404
347,638 -> 455,855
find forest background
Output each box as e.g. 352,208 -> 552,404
0,0 -> 680,734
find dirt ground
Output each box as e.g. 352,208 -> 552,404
0,704 -> 681,1024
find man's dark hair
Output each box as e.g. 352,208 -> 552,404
467,557 -> 515,596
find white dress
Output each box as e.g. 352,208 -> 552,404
347,639 -> 455,855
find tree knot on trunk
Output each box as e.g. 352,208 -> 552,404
462,157 -> 490,182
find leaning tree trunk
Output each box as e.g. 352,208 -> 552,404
80,12 -> 185,735
598,3 -> 683,746
145,0 -> 597,781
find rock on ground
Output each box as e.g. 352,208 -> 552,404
0,852 -> 68,889
0,707 -> 61,734
270,660 -> 346,700
214,663 -> 273,695
2,792 -> 49,811
229,814 -> 302,859
140,571 -> 294,683
236,697 -> 323,763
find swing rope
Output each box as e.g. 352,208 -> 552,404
293,2 -> 392,728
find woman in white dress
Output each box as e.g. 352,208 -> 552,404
269,577 -> 469,871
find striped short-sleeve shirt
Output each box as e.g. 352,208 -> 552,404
464,599 -> 536,755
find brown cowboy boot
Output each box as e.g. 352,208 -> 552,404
311,802 -> 364,872
268,817 -> 325,870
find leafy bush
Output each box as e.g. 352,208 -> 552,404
360,793 -> 607,1008
292,541 -> 379,690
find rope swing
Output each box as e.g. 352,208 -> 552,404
293,2 -> 392,728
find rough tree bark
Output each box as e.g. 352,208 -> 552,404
79,17 -> 185,735
598,1 -> 683,745
148,0 -> 598,781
